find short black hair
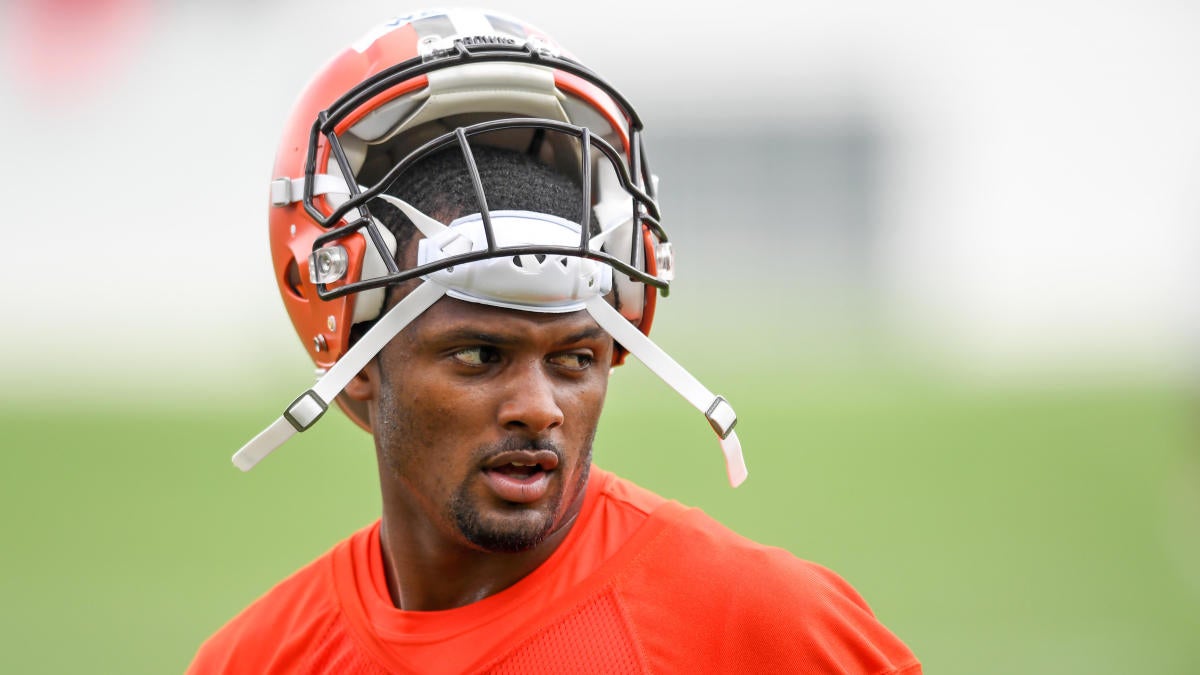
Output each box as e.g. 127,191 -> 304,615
374,143 -> 585,258
349,144 -> 587,344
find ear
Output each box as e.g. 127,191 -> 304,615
334,363 -> 377,433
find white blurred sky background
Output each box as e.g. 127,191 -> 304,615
2,0 -> 1197,398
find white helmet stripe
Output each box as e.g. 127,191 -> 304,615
446,8 -> 496,37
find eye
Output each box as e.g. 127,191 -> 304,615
548,352 -> 593,370
452,346 -> 500,366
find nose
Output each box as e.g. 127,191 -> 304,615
497,364 -> 565,434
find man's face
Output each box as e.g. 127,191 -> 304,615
366,294 -> 613,554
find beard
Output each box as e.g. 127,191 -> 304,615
446,438 -> 592,553
446,485 -> 561,553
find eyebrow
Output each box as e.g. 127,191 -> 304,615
563,326 -> 610,344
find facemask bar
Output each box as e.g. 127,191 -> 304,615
309,117 -> 666,302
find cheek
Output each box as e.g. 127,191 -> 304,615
375,367 -> 489,474
565,376 -> 609,435
373,384 -> 413,474
375,369 -> 442,471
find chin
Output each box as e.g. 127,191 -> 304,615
455,503 -> 560,554
450,459 -> 589,553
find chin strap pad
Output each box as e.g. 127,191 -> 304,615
232,280 -> 447,471
583,296 -> 748,487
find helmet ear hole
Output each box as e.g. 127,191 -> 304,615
283,258 -> 304,300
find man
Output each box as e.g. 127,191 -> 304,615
190,10 -> 920,673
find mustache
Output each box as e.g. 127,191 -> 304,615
475,435 -> 563,460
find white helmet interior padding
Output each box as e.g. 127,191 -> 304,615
356,63 -> 571,144
418,211 -> 613,312
351,222 -> 398,325
592,161 -> 643,321
346,62 -> 598,186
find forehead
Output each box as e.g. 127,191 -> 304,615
407,295 -> 606,343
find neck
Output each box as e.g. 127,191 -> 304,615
376,482 -> 588,612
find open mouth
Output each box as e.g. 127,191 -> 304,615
490,461 -> 544,479
481,450 -> 559,503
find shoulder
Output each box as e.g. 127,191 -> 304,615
186,526 -> 369,674
615,503 -> 921,673
590,467 -> 672,517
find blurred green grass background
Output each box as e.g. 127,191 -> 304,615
4,4 -> 1198,673
2,359 -> 1197,673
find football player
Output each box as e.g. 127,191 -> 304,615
188,10 -> 919,673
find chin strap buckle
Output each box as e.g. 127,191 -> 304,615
705,396 -> 737,439
283,390 -> 329,432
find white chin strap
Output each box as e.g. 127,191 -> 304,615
231,280 -> 443,473
582,296 -> 746,487
233,210 -> 747,487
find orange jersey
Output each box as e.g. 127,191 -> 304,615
189,468 -> 919,673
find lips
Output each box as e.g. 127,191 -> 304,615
481,449 -> 559,503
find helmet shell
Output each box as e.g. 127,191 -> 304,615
268,11 -> 662,371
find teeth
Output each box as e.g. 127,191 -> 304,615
511,462 -> 533,467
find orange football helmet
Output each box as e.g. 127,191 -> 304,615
268,10 -> 665,372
